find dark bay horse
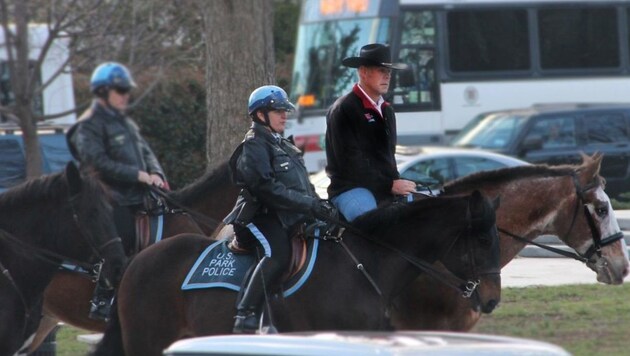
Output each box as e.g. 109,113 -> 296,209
391,153 -> 629,331
0,162 -> 126,356
30,163 -> 239,351
96,191 -> 500,356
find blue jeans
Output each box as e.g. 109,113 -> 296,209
331,188 -> 377,222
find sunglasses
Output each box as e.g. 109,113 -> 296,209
112,87 -> 131,95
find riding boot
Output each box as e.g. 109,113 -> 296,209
89,281 -> 114,322
233,257 -> 278,334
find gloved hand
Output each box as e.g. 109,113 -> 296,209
311,199 -> 337,221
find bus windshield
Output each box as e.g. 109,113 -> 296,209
290,17 -> 390,111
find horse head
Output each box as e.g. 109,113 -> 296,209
568,153 -> 629,284
441,190 -> 501,314
65,162 -> 127,289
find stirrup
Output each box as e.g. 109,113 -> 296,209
233,311 -> 259,334
88,300 -> 111,322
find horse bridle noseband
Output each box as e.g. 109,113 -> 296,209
499,172 -> 624,263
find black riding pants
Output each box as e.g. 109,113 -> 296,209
113,203 -> 143,256
234,213 -> 291,311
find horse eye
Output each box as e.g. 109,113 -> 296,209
595,205 -> 608,218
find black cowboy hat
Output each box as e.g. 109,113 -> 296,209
342,43 -> 408,70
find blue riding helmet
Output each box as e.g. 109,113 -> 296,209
248,85 -> 296,116
90,62 -> 137,93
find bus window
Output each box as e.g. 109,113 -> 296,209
392,10 -> 438,109
400,10 -> 435,45
447,9 -> 530,72
291,17 -> 390,111
539,7 -> 619,70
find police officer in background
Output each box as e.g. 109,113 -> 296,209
224,85 -> 333,334
67,62 -> 168,321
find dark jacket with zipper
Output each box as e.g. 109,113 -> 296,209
66,102 -> 165,206
224,122 -> 318,229
325,84 -> 399,203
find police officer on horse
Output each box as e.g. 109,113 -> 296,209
67,62 -> 168,321
224,85 -> 334,334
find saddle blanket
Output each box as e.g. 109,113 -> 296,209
181,238 -> 320,297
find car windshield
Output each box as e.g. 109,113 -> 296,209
451,113 -> 528,149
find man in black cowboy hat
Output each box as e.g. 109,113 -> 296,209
324,43 -> 417,221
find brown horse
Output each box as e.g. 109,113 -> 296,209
0,162 -> 126,356
29,162 -> 239,351
95,191 -> 501,356
391,153 -> 629,331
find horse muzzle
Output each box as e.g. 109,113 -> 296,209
588,255 -> 629,285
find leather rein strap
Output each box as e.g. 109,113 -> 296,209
148,186 -> 222,231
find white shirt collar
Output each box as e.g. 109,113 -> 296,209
357,84 -> 384,115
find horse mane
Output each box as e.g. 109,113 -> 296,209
0,167 -> 110,218
443,163 -> 577,195
169,161 -> 232,205
352,196 -> 471,237
0,171 -> 69,208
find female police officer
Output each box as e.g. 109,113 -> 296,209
223,85 -> 332,334
67,62 -> 167,321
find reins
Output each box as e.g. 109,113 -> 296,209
0,238 -> 31,321
319,205 -> 484,301
148,186 -> 222,231
499,172 -> 624,263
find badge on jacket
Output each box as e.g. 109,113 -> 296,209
364,113 -> 375,123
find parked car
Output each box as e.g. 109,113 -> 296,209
311,146 -> 528,199
164,331 -> 570,356
0,128 -> 73,192
451,103 -> 630,197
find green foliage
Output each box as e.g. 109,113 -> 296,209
57,284 -> 630,356
610,191 -> 630,209
274,0 -> 300,88
131,72 -> 208,189
56,325 -> 90,355
475,283 -> 630,356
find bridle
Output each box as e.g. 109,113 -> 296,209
0,179 -> 122,321
320,198 -> 498,310
499,172 -> 624,263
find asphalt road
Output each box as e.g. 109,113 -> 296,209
502,257 -> 630,288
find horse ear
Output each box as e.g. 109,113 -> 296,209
492,196 -> 501,211
469,190 -> 484,215
580,151 -> 603,180
65,161 -> 83,196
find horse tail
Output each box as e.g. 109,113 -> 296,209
91,299 -> 125,356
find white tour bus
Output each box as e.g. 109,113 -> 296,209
287,0 -> 630,172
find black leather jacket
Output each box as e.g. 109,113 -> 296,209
66,102 -> 165,205
224,123 -> 318,229
325,84 -> 399,203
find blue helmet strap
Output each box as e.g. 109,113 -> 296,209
254,108 -> 278,134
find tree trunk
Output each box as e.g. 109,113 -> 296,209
5,0 -> 43,177
201,0 -> 275,171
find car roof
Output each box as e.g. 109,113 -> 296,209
395,145 -> 530,166
480,102 -> 630,118
164,331 -> 570,356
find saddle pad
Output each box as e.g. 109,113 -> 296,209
181,238 -> 320,297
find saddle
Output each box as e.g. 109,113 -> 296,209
214,222 -> 334,281
135,191 -> 171,251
